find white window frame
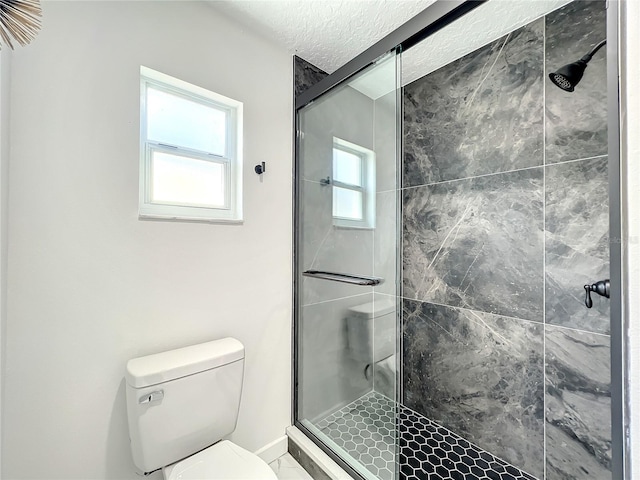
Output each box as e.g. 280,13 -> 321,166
332,137 -> 376,229
139,66 -> 243,222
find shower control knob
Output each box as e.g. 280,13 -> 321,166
584,279 -> 610,308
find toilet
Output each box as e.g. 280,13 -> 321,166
346,297 -> 396,366
346,298 -> 397,397
125,337 -> 277,479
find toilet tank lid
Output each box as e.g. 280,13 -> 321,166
125,337 -> 244,388
348,298 -> 396,319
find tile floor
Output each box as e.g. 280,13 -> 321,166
270,453 -> 314,480
316,391 -> 538,480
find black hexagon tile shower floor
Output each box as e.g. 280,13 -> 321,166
316,392 -> 538,480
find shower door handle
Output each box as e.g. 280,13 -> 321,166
302,270 -> 383,286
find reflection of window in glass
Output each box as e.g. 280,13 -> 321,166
139,66 -> 243,222
332,138 -> 375,228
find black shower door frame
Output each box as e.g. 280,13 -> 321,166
292,1 -> 626,479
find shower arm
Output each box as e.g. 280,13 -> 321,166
581,39 -> 607,63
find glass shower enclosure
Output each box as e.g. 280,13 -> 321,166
294,1 -> 623,479
295,51 -> 401,480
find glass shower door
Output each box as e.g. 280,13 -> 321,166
295,51 -> 401,480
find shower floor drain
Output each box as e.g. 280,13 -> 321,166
316,392 -> 538,480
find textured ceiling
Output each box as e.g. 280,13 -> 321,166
208,0 -> 572,98
402,0 -> 572,85
207,0 -> 436,74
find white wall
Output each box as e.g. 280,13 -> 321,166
624,0 -> 640,477
0,44 -> 12,480
2,2 -> 292,479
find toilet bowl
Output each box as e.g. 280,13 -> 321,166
125,338 -> 277,480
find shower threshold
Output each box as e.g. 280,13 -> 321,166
309,391 -> 538,480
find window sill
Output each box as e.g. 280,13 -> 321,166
138,213 -> 244,225
332,224 -> 375,231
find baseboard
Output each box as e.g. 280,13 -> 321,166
254,435 -> 288,464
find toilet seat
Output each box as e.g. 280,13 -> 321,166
163,440 -> 278,480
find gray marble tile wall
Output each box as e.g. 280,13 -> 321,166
543,3 -> 611,479
545,1 -> 607,164
403,168 -> 544,322
294,56 -> 328,98
401,1 -> 611,479
403,19 -> 544,187
545,327 -> 611,479
545,156 -> 609,334
403,299 -> 545,477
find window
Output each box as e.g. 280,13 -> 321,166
139,66 -> 243,222
332,138 -> 375,228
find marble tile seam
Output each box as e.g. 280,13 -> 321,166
301,292 -> 371,308
396,152 -> 606,194
543,321 -> 611,339
372,292 -> 396,300
398,162 -> 545,192
543,153 -> 609,168
301,155 -> 604,191
376,187 -> 401,195
398,296 -> 545,327
399,294 -> 611,338
299,146 -> 603,193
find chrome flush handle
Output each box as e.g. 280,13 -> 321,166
139,390 -> 164,404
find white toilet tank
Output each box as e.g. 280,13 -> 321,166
346,298 -> 396,363
125,338 -> 245,474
